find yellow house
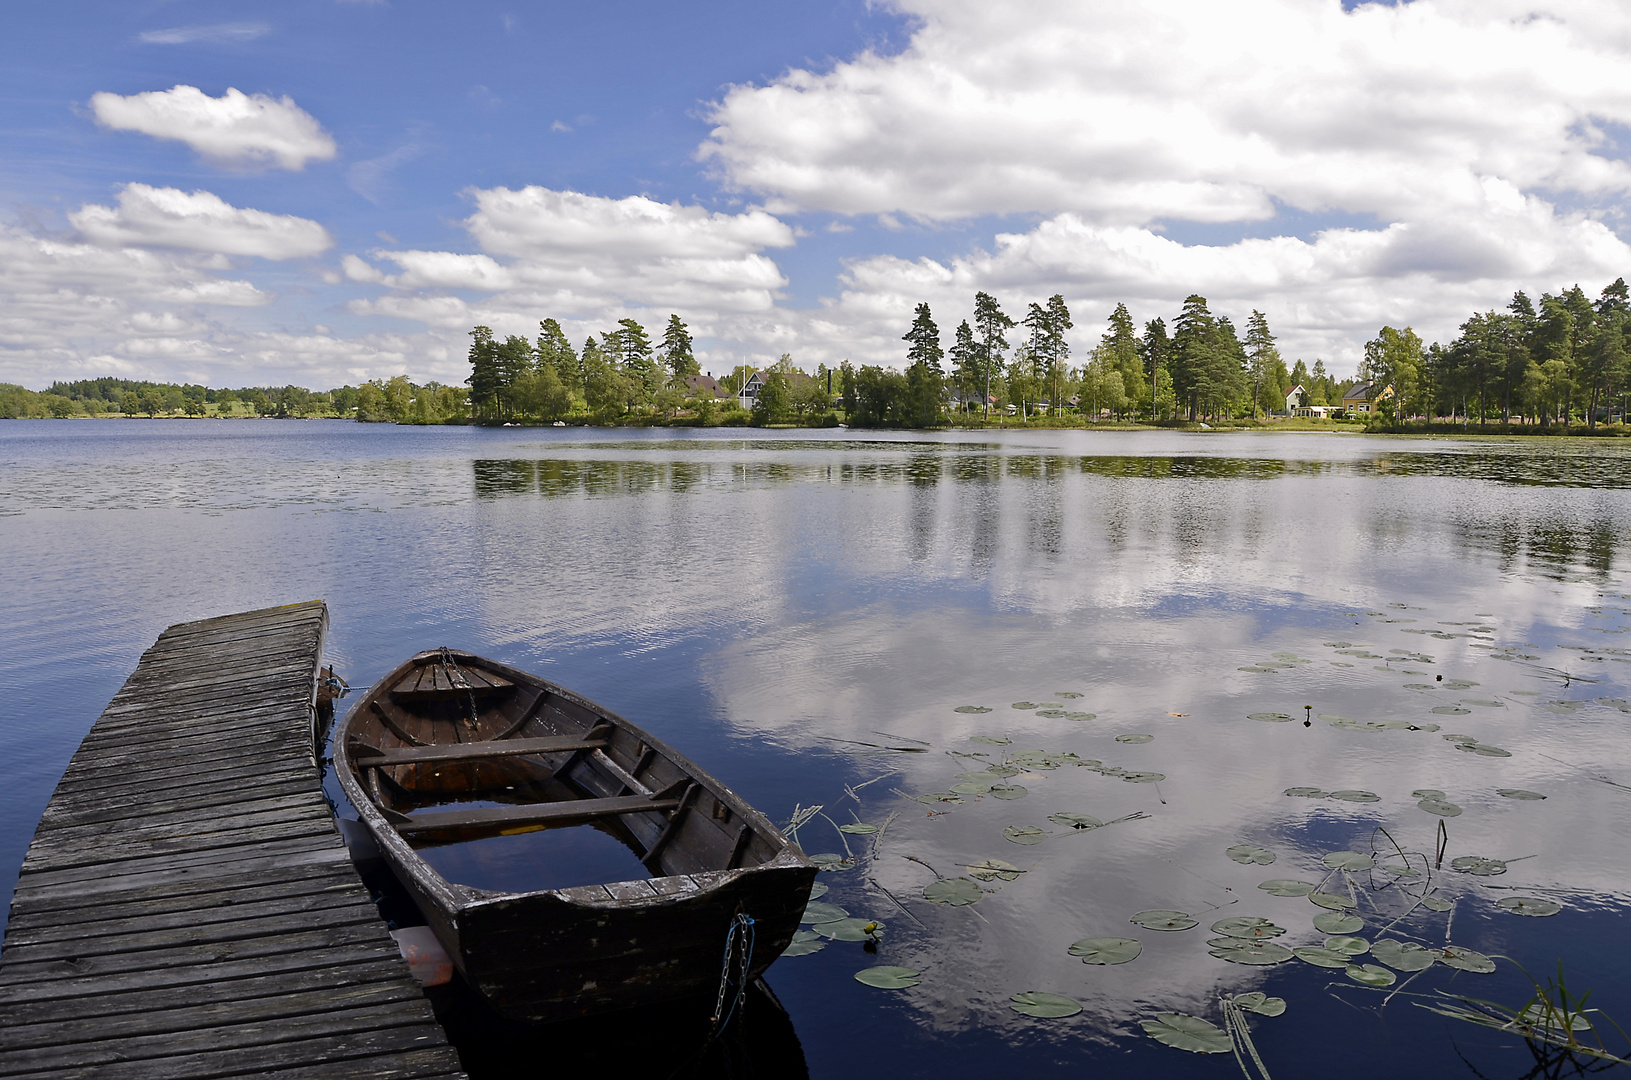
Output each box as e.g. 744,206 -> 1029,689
1341,381 -> 1393,414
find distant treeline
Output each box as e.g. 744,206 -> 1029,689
0,377 -> 465,423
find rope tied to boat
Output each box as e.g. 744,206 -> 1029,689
709,912 -> 756,1035
437,646 -> 481,733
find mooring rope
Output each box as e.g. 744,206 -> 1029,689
437,646 -> 481,733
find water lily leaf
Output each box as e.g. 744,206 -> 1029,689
1284,787 -> 1328,798
1248,712 -> 1293,722
923,877 -> 983,906
1010,991 -> 1083,1018
1371,939 -> 1436,972
819,917 -> 884,941
1121,771 -> 1165,783
1011,702 -> 1039,710
1239,666 -> 1277,673
1259,879 -> 1317,896
1417,797 -> 1462,817
1439,946 -> 1496,973
1036,709 -> 1067,718
1325,641 -> 1354,648
1064,712 -> 1097,720
854,965 -> 919,988
1057,691 -> 1085,699
1404,683 -> 1438,690
1378,861 -> 1420,880
1464,743 -> 1512,757
1442,680 -> 1478,690
951,782 -> 992,795
838,822 -> 879,834
1313,912 -> 1364,934
1329,790 -> 1381,803
1209,940 -> 1293,965
1069,937 -> 1142,965
1292,946 -> 1351,968
1048,812 -> 1103,830
1130,909 -> 1199,931
1497,896 -> 1562,917
1227,844 -> 1276,865
808,881 -> 829,900
1431,706 -> 1472,715
1412,788 -> 1445,799
1141,1013 -> 1232,1054
1346,963 -> 1397,987
1003,825 -> 1049,846
782,930 -> 826,956
1323,851 -> 1374,871
989,784 -> 1029,800
1310,892 -> 1357,910
970,736 -> 1011,745
1450,855 -> 1507,876
1443,733 -> 1476,744
801,901 -> 849,924
1325,935 -> 1370,956
1233,992 -> 1287,1017
985,764 -> 1022,778
1115,733 -> 1154,744
954,705 -> 993,714
966,859 -> 1022,882
1497,788 -> 1546,800
1419,895 -> 1453,913
1211,916 -> 1285,939
955,771 -> 994,783
810,852 -> 856,871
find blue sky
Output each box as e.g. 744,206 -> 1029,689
5,1 -> 1631,389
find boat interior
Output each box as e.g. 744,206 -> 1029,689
343,650 -> 782,882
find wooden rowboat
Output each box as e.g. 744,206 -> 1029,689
333,648 -> 817,1023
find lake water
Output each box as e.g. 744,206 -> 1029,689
4,420 -> 1631,1078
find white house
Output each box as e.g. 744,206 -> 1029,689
1284,384 -> 1305,414
737,370 -> 764,411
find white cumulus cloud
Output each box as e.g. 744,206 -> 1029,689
89,85 -> 337,171
70,184 -> 333,260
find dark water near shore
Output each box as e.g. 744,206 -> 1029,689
5,420 -> 1631,1078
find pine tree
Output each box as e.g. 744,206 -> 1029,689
537,319 -> 580,398
618,318 -> 661,400
1139,318 -> 1170,419
467,325 -> 500,422
902,302 -> 944,427
660,314 -> 698,384
1245,311 -> 1281,419
949,320 -> 979,414
1044,294 -> 1072,411
973,292 -> 1013,421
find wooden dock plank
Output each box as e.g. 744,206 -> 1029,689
0,602 -> 465,1079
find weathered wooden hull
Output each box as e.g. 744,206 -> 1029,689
335,649 -> 817,1023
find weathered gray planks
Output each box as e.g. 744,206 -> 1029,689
0,602 -> 467,1079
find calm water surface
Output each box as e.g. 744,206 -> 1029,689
5,420 -> 1631,1078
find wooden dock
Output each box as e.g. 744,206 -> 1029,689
0,602 -> 467,1079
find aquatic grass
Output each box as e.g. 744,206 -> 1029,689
1419,960 -> 1631,1067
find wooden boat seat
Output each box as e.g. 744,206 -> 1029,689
350,734 -> 608,768
392,794 -> 682,838
391,662 -> 515,703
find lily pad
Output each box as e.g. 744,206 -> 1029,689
1209,940 -> 1293,965
1497,896 -> 1562,917
1248,712 -> 1293,722
1056,691 -> 1085,699
1292,946 -> 1351,968
1141,1012 -> 1232,1054
1419,895 -> 1453,913
1233,992 -> 1287,1017
1310,892 -> 1357,910
854,965 -> 919,989
970,736 -> 1011,745
1329,790 -> 1381,803
951,782 -> 992,795
1048,812 -> 1103,830
1011,702 -> 1039,710
985,764 -> 1022,778
1121,771 -> 1165,783
1325,935 -> 1370,956
1323,851 -> 1374,871
1417,797 -> 1462,817
1259,879 -> 1317,897
1412,788 -> 1445,799
954,705 -> 993,714
819,917 -> 884,941
1346,963 -> 1397,987
810,852 -> 856,871
1442,680 -> 1478,690
1130,909 -> 1199,931
1003,825 -> 1049,846
808,881 -> 829,900
801,901 -> 849,924
1460,743 -> 1512,757
1227,844 -> 1275,865
1313,911 -> 1364,934
1439,946 -> 1496,973
1211,917 -> 1285,940
1450,855 -> 1507,876
989,784 -> 1029,800
1115,733 -> 1154,744
1497,788 -> 1546,800
1431,706 -> 1472,715
1069,937 -> 1142,965
1284,787 -> 1328,798
1064,712 -> 1097,721
838,822 -> 879,834
923,877 -> 983,906
1010,991 -> 1083,1018
966,859 -> 1022,882
782,930 -> 827,956
1371,939 -> 1437,972
1036,709 -> 1067,719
